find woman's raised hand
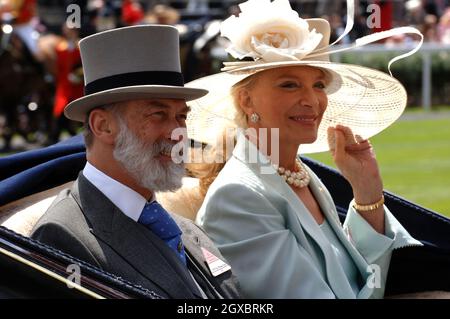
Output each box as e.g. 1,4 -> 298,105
327,125 -> 383,206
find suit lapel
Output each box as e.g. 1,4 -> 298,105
307,167 -> 370,273
171,212 -> 231,299
232,135 -> 358,298
73,174 -> 203,299
306,170 -> 376,298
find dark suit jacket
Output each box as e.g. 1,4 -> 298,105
31,173 -> 240,299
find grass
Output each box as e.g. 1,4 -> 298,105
407,105 -> 450,113
308,114 -> 450,217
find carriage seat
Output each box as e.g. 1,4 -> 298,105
0,182 -> 73,236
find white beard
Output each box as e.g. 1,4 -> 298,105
112,118 -> 185,192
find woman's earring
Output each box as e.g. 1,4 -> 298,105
250,113 -> 260,123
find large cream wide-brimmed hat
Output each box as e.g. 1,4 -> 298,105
186,0 -> 423,154
65,25 -> 208,122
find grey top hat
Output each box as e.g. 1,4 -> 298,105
64,25 -> 208,122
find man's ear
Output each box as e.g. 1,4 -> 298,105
89,108 -> 118,145
238,89 -> 254,117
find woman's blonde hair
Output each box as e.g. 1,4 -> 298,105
187,73 -> 260,196
230,73 -> 259,129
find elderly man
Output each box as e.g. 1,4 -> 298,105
31,25 -> 240,299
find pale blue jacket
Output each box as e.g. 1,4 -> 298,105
196,134 -> 422,299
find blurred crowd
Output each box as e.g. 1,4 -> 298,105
313,0 -> 450,44
0,0 -> 449,151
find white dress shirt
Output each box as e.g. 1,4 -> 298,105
83,161 -> 151,222
82,161 -> 209,298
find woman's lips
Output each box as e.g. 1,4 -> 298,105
289,115 -> 318,125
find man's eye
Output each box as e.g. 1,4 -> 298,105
177,114 -> 188,121
152,112 -> 166,118
280,82 -> 299,89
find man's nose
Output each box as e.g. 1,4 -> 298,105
166,118 -> 186,142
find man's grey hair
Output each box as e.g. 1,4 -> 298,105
83,102 -> 128,149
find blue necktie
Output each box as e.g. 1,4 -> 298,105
138,201 -> 187,266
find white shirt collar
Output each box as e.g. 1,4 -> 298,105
83,164 -> 209,297
82,161 -> 153,222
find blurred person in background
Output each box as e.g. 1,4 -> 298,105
47,25 -> 83,144
121,0 -> 144,26
423,0 -> 446,17
405,0 -> 426,27
0,0 -> 39,57
187,0 -> 209,14
438,8 -> 450,43
87,0 -> 119,32
329,14 -> 350,44
144,3 -> 179,26
421,14 -> 440,42
371,0 -> 393,40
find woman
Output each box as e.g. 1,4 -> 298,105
186,0 -> 423,298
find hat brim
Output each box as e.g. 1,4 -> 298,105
185,61 -> 407,154
65,85 -> 208,122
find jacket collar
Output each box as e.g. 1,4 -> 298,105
232,133 -> 374,298
72,174 -> 204,299
82,161 -> 147,222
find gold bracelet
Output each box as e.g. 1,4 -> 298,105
351,195 -> 385,212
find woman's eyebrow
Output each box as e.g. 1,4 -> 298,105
275,74 -> 326,81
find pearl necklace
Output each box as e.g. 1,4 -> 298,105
274,159 -> 310,188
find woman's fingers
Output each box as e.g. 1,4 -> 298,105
333,128 -> 347,162
335,124 -> 357,145
355,134 -> 365,143
345,139 -> 372,152
327,126 -> 336,151
328,125 -> 373,155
